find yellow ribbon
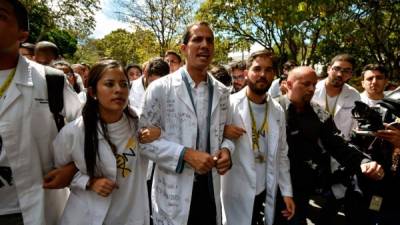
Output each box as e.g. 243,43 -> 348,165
0,68 -> 16,98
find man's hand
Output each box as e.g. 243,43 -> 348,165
43,162 -> 78,189
376,123 -> 400,148
88,177 -> 118,197
360,161 -> 384,180
183,149 -> 215,174
223,125 -> 246,140
138,127 -> 161,143
281,196 -> 295,220
213,148 -> 232,175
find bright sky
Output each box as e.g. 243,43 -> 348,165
91,0 -> 132,39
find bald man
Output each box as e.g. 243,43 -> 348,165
273,67 -> 384,225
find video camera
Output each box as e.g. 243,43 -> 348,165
352,98 -> 400,135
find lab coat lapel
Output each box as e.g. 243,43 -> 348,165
237,89 -> 253,145
173,69 -> 196,114
0,56 -> 32,118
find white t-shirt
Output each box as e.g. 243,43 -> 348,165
360,91 -> 381,107
326,94 -> 339,115
102,115 -> 149,225
0,68 -> 21,215
249,101 -> 267,195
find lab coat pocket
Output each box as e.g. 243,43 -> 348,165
154,170 -> 181,218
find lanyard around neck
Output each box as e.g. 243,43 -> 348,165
180,69 -> 214,152
247,97 -> 268,151
0,68 -> 16,98
325,92 -> 339,116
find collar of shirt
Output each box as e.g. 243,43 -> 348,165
183,67 -> 209,89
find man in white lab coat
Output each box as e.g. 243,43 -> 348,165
139,22 -> 234,225
0,1 -> 81,225
312,54 -> 361,225
222,50 -> 294,225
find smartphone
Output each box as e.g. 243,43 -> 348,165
386,121 -> 400,130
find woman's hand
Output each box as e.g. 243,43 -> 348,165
87,177 -> 118,197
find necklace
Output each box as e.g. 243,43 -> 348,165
247,97 -> 268,163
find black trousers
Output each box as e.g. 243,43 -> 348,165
0,213 -> 24,225
252,189 -> 266,225
187,173 -> 217,225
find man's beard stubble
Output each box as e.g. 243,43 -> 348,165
247,79 -> 270,96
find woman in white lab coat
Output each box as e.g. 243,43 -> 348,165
53,60 -> 152,225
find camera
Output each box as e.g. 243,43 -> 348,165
351,101 -> 384,135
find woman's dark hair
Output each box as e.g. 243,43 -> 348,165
83,59 -> 135,178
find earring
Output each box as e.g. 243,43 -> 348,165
93,96 -> 97,100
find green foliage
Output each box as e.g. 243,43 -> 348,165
21,0 -> 100,39
43,29 -> 78,58
75,28 -> 160,66
71,39 -> 100,65
213,37 -> 233,65
197,0 -> 400,79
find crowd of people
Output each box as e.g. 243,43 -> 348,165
1,1 -> 400,225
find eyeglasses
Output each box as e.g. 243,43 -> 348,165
165,59 -> 180,65
332,66 -> 352,75
232,75 -> 245,81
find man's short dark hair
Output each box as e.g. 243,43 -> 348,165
35,41 -> 59,58
246,49 -> 274,69
182,21 -> 213,45
125,64 -> 142,74
147,57 -> 170,77
20,42 -> 35,54
361,64 -> 387,79
6,0 -> 29,31
283,60 -> 298,71
52,60 -> 73,72
164,50 -> 182,63
229,61 -> 246,73
210,65 -> 231,87
330,54 -> 356,68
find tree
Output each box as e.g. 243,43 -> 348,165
21,0 -> 100,41
72,38 -> 101,65
44,29 -> 78,58
197,0 -> 400,79
93,28 -> 159,65
115,0 -> 195,56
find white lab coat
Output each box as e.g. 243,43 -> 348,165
129,76 -> 146,114
312,79 -> 360,140
53,114 -> 149,225
0,56 -> 81,225
139,67 -> 235,225
312,78 -> 360,198
221,88 -> 292,225
267,78 -> 281,98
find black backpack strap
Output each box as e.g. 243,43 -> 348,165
44,66 -> 65,131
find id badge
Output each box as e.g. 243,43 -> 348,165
369,195 -> 383,212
